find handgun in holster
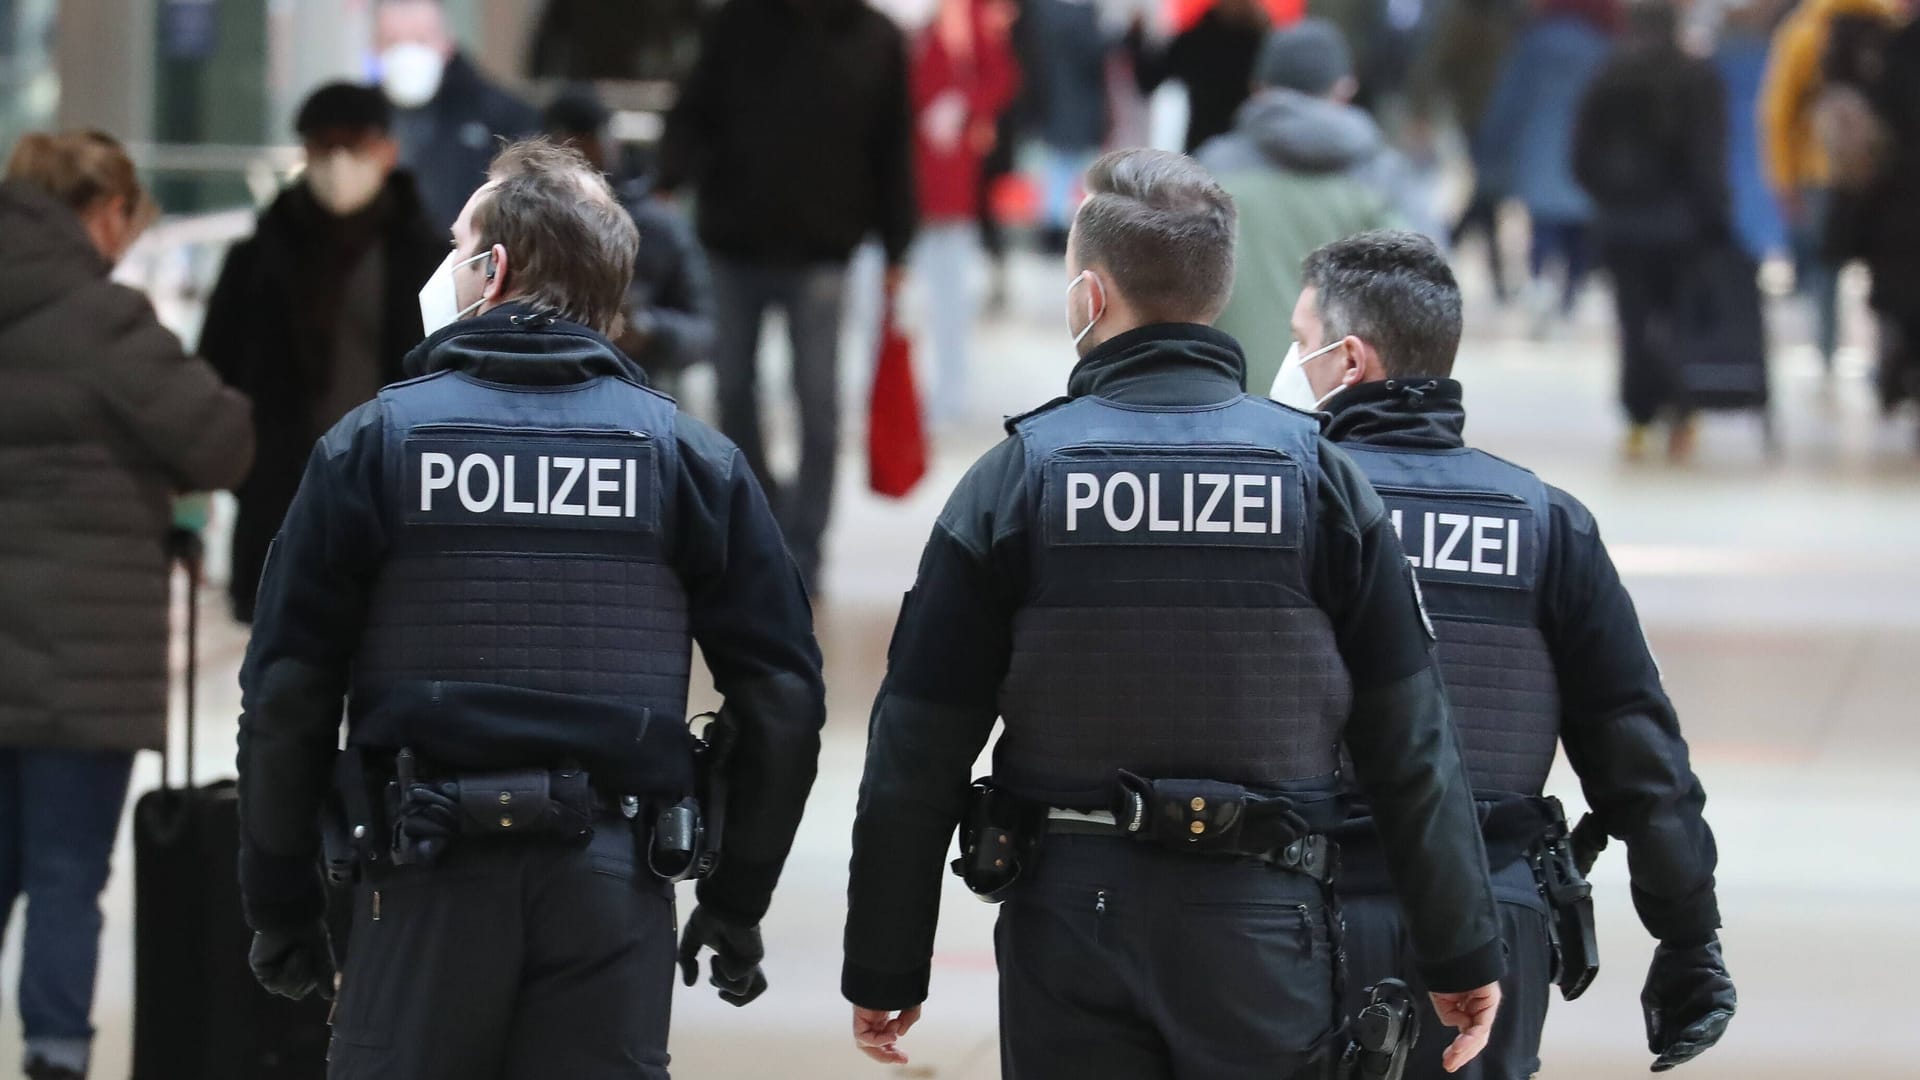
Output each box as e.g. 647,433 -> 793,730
1531,796 -> 1600,1000
951,781 -> 1045,902
646,712 -> 740,882
1339,979 -> 1419,1080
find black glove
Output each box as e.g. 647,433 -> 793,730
394,781 -> 460,864
1642,935 -> 1736,1072
676,906 -> 768,1007
1570,812 -> 1610,878
249,919 -> 336,1001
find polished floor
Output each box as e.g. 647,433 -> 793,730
4,253 -> 1917,1078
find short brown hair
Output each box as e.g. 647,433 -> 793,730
1301,230 -> 1462,379
473,138 -> 637,336
5,130 -> 157,228
1072,149 -> 1237,324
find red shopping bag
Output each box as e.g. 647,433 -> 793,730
868,304 -> 928,498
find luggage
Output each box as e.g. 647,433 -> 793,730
1672,243 -> 1777,451
131,535 -> 333,1080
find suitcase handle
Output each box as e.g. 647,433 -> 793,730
165,529 -> 203,791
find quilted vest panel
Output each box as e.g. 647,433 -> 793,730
346,368 -> 692,786
995,394 -> 1351,807
1341,443 -> 1561,796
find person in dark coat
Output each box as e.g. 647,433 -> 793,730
1126,0 -> 1271,153
0,130 -> 253,1080
657,0 -> 916,590
1834,12 -> 1920,413
544,89 -> 716,398
201,83 -> 446,622
1024,0 -> 1116,249
376,0 -> 543,230
1573,1 -> 1732,460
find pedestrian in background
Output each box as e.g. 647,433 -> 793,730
1574,1 -> 1732,460
1715,0 -> 1792,262
1126,0 -> 1272,153
1200,17 -> 1412,394
913,0 -> 1019,423
201,83 -> 444,623
1417,0 -> 1530,300
375,0 -> 542,231
1476,0 -> 1618,335
545,89 -> 716,400
1758,0 -> 1901,371
0,130 -> 253,1080
658,0 -> 916,592
1025,0 -> 1115,252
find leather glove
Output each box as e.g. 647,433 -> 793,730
249,919 -> 336,1001
394,782 -> 460,864
1642,934 -> 1736,1072
677,906 -> 768,1007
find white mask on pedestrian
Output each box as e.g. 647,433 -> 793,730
418,249 -> 491,335
1270,338 -> 1347,412
305,150 -> 387,217
1065,270 -> 1104,350
380,43 -> 446,109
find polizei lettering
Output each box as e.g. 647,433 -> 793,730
1045,457 -> 1302,548
1381,494 -> 1536,589
403,434 -> 657,531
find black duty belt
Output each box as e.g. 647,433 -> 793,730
1044,808 -> 1338,884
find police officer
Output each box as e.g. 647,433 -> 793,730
1274,230 -> 1736,1077
843,150 -> 1505,1078
235,139 -> 826,1079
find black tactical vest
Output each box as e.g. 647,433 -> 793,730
346,366 -> 694,796
994,394 -> 1352,808
1340,444 -> 1560,796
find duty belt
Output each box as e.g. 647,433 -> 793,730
1045,808 -> 1338,884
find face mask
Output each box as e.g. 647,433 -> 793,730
305,150 -> 387,217
1269,339 -> 1347,411
1065,271 -> 1104,349
418,249 -> 491,336
380,43 -> 446,109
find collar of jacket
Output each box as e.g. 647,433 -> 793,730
401,302 -> 649,386
1322,377 -> 1469,449
1065,322 -> 1249,405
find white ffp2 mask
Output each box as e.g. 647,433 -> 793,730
1269,339 -> 1346,412
418,249 -> 490,336
380,43 -> 446,109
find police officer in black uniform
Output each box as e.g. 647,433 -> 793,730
843,150 -> 1506,1078
235,139 -> 826,1079
1275,230 -> 1735,1078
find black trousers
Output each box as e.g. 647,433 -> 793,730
327,818 -> 675,1080
996,833 -> 1340,1080
1340,858 -> 1552,1080
1603,242 -> 1691,426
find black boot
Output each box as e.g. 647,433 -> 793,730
26,1059 -> 85,1080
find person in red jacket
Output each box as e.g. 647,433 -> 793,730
911,0 -> 1018,423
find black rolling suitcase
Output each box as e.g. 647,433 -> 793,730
131,535 -> 333,1080
1673,243 -> 1778,453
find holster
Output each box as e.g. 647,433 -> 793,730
951,780 -> 1046,902
1530,796 -> 1600,1000
1339,979 -> 1420,1080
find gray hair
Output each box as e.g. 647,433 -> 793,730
1073,149 -> 1238,324
1300,230 -> 1463,379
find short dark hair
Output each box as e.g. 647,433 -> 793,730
1073,149 -> 1237,324
295,82 -> 393,138
473,138 -> 638,336
1300,230 -> 1462,379
543,87 -> 610,140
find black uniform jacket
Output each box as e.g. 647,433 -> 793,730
842,325 -> 1506,1010
1326,378 -> 1721,944
236,305 -> 825,932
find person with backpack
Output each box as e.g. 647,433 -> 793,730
1574,1 -> 1735,461
1758,0 -> 1901,371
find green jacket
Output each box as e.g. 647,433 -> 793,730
1198,89 -> 1406,393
